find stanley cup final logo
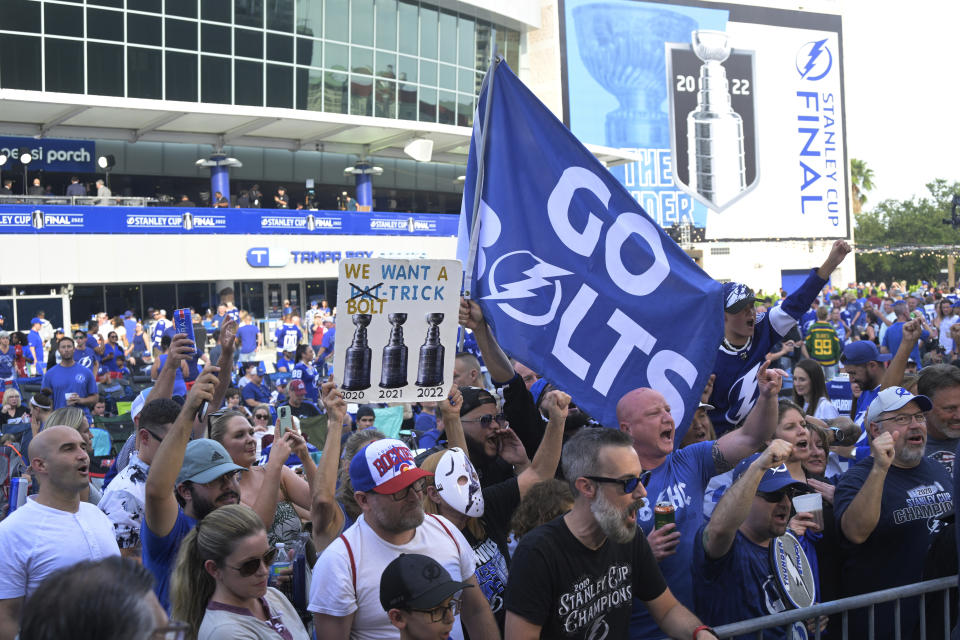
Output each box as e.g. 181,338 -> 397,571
667,30 -> 759,212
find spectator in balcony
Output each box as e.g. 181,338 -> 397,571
28,178 -> 43,196
249,184 -> 262,208
65,176 -> 86,198
95,179 -> 112,205
179,194 -> 195,207
274,186 -> 289,209
212,191 -> 228,208
0,180 -> 12,195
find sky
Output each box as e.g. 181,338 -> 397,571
842,2 -> 959,208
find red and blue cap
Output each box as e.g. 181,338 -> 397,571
349,438 -> 433,494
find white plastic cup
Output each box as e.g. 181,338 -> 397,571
793,492 -> 824,530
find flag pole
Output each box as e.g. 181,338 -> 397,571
459,55 -> 501,351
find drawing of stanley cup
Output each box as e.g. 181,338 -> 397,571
686,30 -> 747,209
341,314 -> 372,390
415,313 -> 445,387
574,3 -> 696,148
379,313 -> 408,388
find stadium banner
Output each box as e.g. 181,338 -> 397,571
0,136 -> 97,173
561,0 -> 848,241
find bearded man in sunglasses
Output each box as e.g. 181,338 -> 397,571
457,386 -> 531,489
834,386 -> 951,640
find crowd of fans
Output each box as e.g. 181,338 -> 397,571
1,241 -> 959,639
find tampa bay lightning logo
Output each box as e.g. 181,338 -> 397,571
477,201 -> 573,326
796,39 -> 832,81
725,361 -> 763,425
894,387 -> 910,397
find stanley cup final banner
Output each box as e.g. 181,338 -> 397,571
333,259 -> 461,404
457,62 -> 723,436
562,0 -> 847,241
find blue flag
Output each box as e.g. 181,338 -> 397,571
458,62 -> 723,436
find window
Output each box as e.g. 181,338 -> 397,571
166,18 -> 198,51
166,0 -> 197,19
105,285 -> 142,319
176,282 -> 212,314
266,0 -> 293,32
420,60 -> 436,87
88,0 -> 122,7
324,70 -> 347,113
325,42 -> 348,71
438,11 -> 456,64
324,0 -> 348,42
3,0 -> 41,33
0,35 -> 41,91
375,0 -> 397,51
458,16 -> 475,68
457,93 -> 473,127
350,74 -> 372,116
296,38 -> 319,67
44,3 -> 83,37
398,55 -> 416,83
267,34 -> 293,63
202,24 -> 231,54
45,39 -> 84,94
266,64 -> 292,108
375,79 -> 395,118
201,56 -> 231,104
710,247 -> 731,255
397,81 -> 416,120
375,51 -> 395,78
127,13 -> 162,47
419,6 -> 437,59
397,2 -> 417,55
351,47 -> 372,75
166,51 -> 198,101
418,86 -> 436,122
142,284 -> 177,317
129,47 -> 162,99
438,63 -> 455,91
438,90 -> 455,125
88,43 -> 124,97
128,0 -> 162,12
235,0 -> 263,28
201,0 -> 231,23
235,60 -> 263,106
236,282 -> 264,319
295,0 -> 321,37
87,8 -> 124,42
235,28 -> 263,58
351,0 -> 373,47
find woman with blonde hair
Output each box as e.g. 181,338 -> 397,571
171,504 -> 309,640
0,387 -> 27,425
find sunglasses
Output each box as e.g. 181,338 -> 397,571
758,487 -> 807,503
585,470 -> 652,494
226,547 -> 278,577
390,478 -> 427,502
461,413 -> 506,428
253,413 -> 270,420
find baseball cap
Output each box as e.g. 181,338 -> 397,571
30,317 -> 42,325
379,553 -> 473,612
722,282 -> 757,314
0,331 -> 8,340
349,438 -> 433,494
322,315 -> 334,324
840,341 -> 892,365
459,386 -> 497,417
733,453 -> 810,494
176,439 -> 244,485
865,386 -> 932,426
288,379 -> 306,394
124,310 -> 133,318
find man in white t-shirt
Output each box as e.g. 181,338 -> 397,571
309,438 -> 498,640
0,426 -> 120,639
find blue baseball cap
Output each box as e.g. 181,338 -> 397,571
349,438 -> 432,494
722,282 -> 756,313
176,439 -> 244,485
30,317 -> 42,325
841,340 -> 892,366
734,453 -> 810,494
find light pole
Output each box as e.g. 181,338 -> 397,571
97,154 -> 115,188
18,147 -> 31,195
0,152 -> 7,193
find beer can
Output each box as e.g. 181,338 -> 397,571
173,308 -> 197,353
7,477 -> 28,515
654,502 -> 675,529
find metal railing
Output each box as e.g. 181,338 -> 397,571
705,576 -> 957,640
0,194 -> 158,206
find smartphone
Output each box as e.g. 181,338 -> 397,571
277,405 -> 292,437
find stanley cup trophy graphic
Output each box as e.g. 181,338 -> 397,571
341,314 -> 372,390
574,4 -> 696,148
415,313 -> 445,387
686,30 -> 747,209
379,313 -> 408,388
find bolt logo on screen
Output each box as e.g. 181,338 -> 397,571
796,39 -> 832,80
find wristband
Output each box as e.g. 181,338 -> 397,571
830,426 -> 846,445
693,624 -> 715,640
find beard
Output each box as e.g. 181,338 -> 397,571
370,498 -> 425,534
590,489 -> 642,544
188,485 -> 240,520
896,443 -> 925,467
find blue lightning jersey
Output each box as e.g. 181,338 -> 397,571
708,268 -> 827,435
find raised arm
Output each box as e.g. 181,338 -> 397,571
146,334 -> 195,404
459,297 -> 514,383
144,365 -> 219,538
880,318 -> 921,391
715,361 -> 782,470
437,384 -> 466,451
516,390 -> 568,497
205,316 -> 238,425
816,240 -> 852,280
311,381 -> 347,552
839,430 -> 895,544
702,439 -> 791,559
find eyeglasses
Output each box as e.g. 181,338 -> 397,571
876,412 -> 927,427
585,472 -> 650,494
226,547 -> 278,577
391,478 -> 427,502
144,429 -> 164,442
198,470 -> 240,487
253,413 -> 270,420
758,487 -> 807,503
410,598 -> 461,623
152,621 -> 190,640
461,413 -> 506,429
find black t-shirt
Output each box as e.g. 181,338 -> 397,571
505,515 -> 666,638
279,401 -> 321,420
462,477 -> 520,630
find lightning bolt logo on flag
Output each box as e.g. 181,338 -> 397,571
457,61 -> 723,437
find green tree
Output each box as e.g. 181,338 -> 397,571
855,179 -> 960,283
850,158 -> 875,215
